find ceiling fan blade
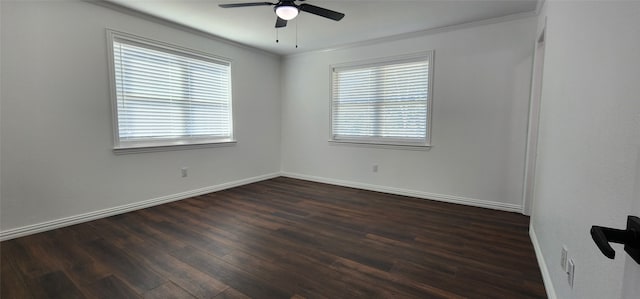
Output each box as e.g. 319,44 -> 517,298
219,2 -> 274,8
275,17 -> 287,28
299,3 -> 344,21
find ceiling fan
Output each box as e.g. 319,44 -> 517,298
219,0 -> 345,28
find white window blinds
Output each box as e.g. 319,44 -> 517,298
110,34 -> 232,148
331,52 -> 432,146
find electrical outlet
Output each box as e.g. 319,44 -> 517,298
567,258 -> 575,288
561,246 -> 568,272
372,165 -> 378,172
181,167 -> 188,178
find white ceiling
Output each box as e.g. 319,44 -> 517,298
106,0 -> 539,55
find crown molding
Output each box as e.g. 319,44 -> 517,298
286,10 -> 537,58
87,0 -> 280,58
90,0 -> 538,60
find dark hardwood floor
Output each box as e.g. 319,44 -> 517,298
1,177 -> 546,298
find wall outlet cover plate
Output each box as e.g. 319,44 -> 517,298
561,246 -> 568,272
568,259 -> 575,288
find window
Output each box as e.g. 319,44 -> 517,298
107,30 -> 234,153
330,52 -> 433,147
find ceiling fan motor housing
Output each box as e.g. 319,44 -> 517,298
219,0 -> 344,28
274,1 -> 299,20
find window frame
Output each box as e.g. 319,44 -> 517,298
106,30 -> 236,154
329,51 -> 434,149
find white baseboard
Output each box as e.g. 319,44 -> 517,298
530,224 -> 558,299
0,172 -> 280,241
1,171 -> 523,241
281,172 -> 522,213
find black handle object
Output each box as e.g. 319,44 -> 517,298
590,225 -> 627,259
590,216 -> 640,264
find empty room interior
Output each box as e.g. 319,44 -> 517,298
1,0 -> 639,298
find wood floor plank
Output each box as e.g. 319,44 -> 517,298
171,246 -> 291,299
220,249 -> 330,299
104,213 -> 188,253
330,256 -> 464,299
1,244 -> 34,299
131,244 -> 230,299
213,287 -> 252,299
143,281 -> 196,299
28,271 -> 86,299
0,177 -> 546,298
272,251 -> 375,298
64,261 -> 112,288
4,237 -> 59,279
83,238 -> 166,293
83,275 -> 141,299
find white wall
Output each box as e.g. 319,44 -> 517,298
280,17 -> 537,211
0,0 -> 282,235
530,1 -> 640,298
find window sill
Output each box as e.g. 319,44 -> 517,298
328,140 -> 431,151
113,140 -> 237,155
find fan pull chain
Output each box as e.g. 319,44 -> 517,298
276,28 -> 279,43
295,19 -> 298,48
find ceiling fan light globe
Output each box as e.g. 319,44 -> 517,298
275,6 -> 299,20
